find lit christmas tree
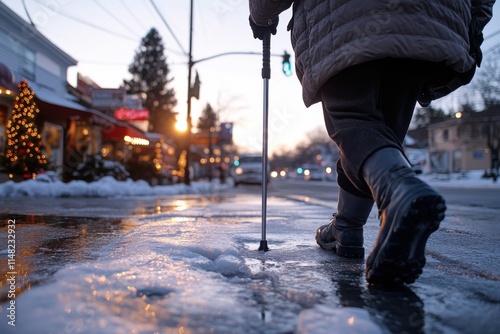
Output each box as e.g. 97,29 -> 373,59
5,80 -> 47,179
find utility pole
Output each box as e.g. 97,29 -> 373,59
184,0 -> 194,185
182,0 -> 290,185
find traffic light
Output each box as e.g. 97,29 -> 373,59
282,51 -> 292,77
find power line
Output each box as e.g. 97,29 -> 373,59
21,0 -> 35,26
148,0 -> 187,56
119,0 -> 147,32
91,0 -> 140,38
32,0 -> 137,42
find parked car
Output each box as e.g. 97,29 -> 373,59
303,164 -> 323,181
232,153 -> 269,186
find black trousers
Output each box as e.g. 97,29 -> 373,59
320,58 -> 434,198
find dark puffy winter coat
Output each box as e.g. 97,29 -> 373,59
249,0 -> 495,107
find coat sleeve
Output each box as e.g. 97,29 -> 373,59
249,0 -> 294,26
472,0 -> 496,29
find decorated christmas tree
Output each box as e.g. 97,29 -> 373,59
5,80 -> 47,179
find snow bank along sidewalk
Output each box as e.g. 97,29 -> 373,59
0,169 -> 498,198
0,175 -> 229,197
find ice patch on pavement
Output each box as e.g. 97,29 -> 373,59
297,306 -> 383,334
0,214 -> 263,333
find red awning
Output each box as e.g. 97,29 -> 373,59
36,98 -> 112,126
102,122 -> 147,142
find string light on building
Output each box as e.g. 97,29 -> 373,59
123,135 -> 149,146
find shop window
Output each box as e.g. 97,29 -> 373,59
101,142 -> 123,160
42,122 -> 63,169
75,122 -> 102,156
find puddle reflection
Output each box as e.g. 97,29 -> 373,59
330,262 -> 425,333
0,214 -> 134,302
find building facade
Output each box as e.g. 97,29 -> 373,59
0,2 -> 160,182
427,106 -> 500,174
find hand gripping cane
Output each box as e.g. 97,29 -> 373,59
258,30 -> 271,252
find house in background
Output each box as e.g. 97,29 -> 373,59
427,106 -> 500,174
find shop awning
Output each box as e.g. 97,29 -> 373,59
102,122 -> 148,144
30,82 -> 116,128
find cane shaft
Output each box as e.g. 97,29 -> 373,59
259,31 -> 271,252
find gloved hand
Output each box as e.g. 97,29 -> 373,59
249,16 -> 279,40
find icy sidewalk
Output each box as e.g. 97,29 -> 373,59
0,194 -> 389,334
1,191 -> 499,333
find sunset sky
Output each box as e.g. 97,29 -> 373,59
2,0 -> 499,154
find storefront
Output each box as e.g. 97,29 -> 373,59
125,133 -> 176,185
101,121 -> 149,162
1,64 -> 153,182
41,122 -> 63,170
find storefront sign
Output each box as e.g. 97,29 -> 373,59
92,88 -> 125,109
114,108 -> 150,121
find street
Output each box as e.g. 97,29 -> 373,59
265,178 -> 500,210
0,178 -> 499,333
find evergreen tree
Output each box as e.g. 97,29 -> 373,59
197,103 -> 218,181
124,28 -> 177,138
5,80 -> 47,178
197,103 -> 218,131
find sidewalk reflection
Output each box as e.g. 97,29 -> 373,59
331,261 -> 425,333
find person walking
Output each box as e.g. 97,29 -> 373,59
249,0 -> 495,285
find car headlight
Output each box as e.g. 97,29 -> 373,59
235,167 -> 244,175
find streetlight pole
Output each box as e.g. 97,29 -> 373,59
182,1 -> 289,185
184,0 -> 194,185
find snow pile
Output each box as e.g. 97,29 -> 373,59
0,176 -> 231,197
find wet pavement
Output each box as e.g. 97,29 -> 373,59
0,187 -> 499,333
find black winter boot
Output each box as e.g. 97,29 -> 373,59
362,148 -> 446,285
316,188 -> 374,258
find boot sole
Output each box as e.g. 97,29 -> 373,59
366,193 -> 445,285
316,237 -> 365,258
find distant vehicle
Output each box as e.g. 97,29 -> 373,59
232,153 -> 269,186
303,164 -> 323,181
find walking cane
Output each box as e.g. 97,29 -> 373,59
258,30 -> 271,252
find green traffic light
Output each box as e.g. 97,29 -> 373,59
282,51 -> 292,77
